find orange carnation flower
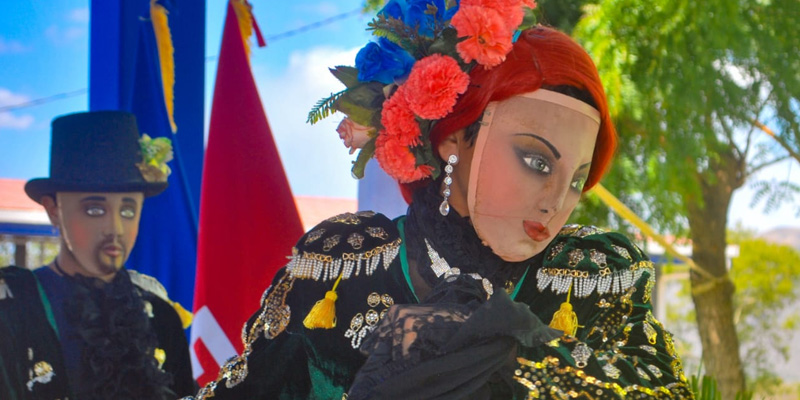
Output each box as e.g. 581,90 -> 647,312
374,132 -> 434,183
403,54 -> 470,120
380,87 -> 421,147
460,0 -> 525,28
451,6 -> 514,68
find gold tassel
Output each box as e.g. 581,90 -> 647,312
231,0 -> 255,58
150,0 -> 177,133
170,301 -> 194,329
303,274 -> 342,329
154,348 -> 166,369
549,284 -> 578,336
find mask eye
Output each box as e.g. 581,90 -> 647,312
571,176 -> 587,191
522,154 -> 552,174
120,207 -> 136,219
85,206 -> 105,216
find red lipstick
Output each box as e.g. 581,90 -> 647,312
523,220 -> 550,242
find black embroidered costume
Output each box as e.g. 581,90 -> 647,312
0,266 -> 195,400
187,201 -> 692,399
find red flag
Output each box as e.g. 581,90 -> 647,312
190,1 -> 304,384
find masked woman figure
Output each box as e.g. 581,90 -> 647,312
188,1 -> 693,398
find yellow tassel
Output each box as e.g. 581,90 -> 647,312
303,274 -> 342,329
154,348 -> 166,369
170,301 -> 194,329
549,284 -> 578,336
150,0 -> 177,133
231,0 -> 255,58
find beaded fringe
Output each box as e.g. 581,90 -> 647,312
537,260 -> 654,298
287,238 -> 402,282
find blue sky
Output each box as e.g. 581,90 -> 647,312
1,0 -> 798,233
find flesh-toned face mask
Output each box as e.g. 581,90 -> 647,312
467,89 -> 600,261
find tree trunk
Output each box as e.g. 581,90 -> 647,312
686,162 -> 746,399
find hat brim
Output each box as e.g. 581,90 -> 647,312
25,178 -> 168,204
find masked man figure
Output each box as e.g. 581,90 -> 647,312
0,111 -> 195,399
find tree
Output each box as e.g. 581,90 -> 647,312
729,237 -> 800,395
573,0 -> 800,397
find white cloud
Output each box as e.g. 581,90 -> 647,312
0,36 -> 28,53
45,25 -> 87,45
0,88 -> 30,106
0,88 -> 35,130
252,46 -> 362,198
0,112 -> 34,129
68,7 -> 90,23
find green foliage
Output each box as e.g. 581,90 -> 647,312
729,238 -> 800,394
351,138 -> 377,179
362,0 -> 386,13
690,373 -> 753,400
330,66 -> 361,89
573,0 -> 800,230
332,82 -> 386,128
307,90 -> 346,125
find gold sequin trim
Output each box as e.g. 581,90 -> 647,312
305,228 -> 326,245
195,271 -> 296,398
365,226 -> 388,239
537,260 -> 654,298
344,292 -> 394,349
514,356 -> 691,399
288,238 -> 402,282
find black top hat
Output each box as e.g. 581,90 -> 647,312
25,111 -> 168,203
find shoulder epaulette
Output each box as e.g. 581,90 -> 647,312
287,211 -> 401,282
536,224 -> 654,299
128,269 -> 170,303
128,269 -> 193,328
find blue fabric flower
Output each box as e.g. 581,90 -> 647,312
355,37 -> 416,84
406,0 -> 458,37
380,0 -> 459,38
379,0 -> 408,20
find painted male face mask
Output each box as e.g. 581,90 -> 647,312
467,90 -> 601,261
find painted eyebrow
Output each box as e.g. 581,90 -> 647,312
122,197 -> 138,205
578,162 -> 591,170
80,196 -> 106,202
513,133 -> 561,159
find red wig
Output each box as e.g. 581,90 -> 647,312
401,26 -> 617,201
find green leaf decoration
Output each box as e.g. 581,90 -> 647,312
332,82 -> 385,127
428,27 -> 462,61
329,66 -> 361,88
351,137 -> 377,179
371,27 -> 403,45
307,89 -> 347,125
518,7 -> 538,31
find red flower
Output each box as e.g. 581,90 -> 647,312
380,87 -> 421,147
374,133 -> 434,183
460,0 -> 525,28
451,6 -> 514,68
402,54 -> 470,120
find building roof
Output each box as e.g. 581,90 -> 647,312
0,179 -> 51,231
0,178 -> 356,236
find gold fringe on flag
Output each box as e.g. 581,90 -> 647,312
231,0 -> 267,58
150,0 -> 177,133
232,0 -> 255,58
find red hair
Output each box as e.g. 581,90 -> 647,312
401,26 -> 617,201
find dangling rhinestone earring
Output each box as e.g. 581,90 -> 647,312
439,154 -> 458,216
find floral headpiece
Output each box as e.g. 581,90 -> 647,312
308,0 -> 538,183
136,134 -> 173,183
